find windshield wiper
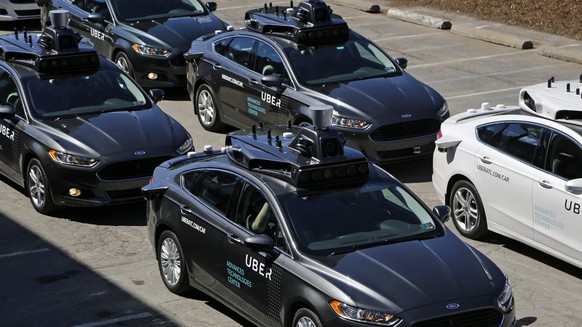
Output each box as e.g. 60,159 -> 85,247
329,232 -> 440,256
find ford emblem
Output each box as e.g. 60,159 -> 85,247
401,113 -> 412,119
134,151 -> 146,156
446,303 -> 460,310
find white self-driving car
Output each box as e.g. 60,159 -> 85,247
433,77 -> 582,269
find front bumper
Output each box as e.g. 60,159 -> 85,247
126,50 -> 187,89
44,155 -> 173,207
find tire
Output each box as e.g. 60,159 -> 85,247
157,230 -> 191,294
115,52 -> 134,78
195,84 -> 225,132
449,180 -> 489,239
292,308 -> 323,327
26,158 -> 56,214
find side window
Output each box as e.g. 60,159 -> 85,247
477,123 -> 507,145
183,170 -> 238,216
235,182 -> 287,251
0,71 -> 23,117
489,123 -> 544,163
545,132 -> 582,180
254,42 -> 286,78
222,37 -> 255,68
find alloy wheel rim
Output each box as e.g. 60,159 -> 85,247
452,187 -> 479,232
160,238 -> 181,286
296,317 -> 316,327
116,57 -> 130,73
28,165 -> 46,208
198,90 -> 215,126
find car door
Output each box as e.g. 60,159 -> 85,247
246,41 -> 293,125
532,130 -> 582,264
474,122 -> 545,240
178,169 -> 241,292
210,36 -> 258,128
0,69 -> 24,182
220,180 -> 288,326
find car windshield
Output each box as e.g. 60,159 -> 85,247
109,0 -> 207,22
283,180 -> 443,255
283,34 -> 400,86
23,66 -> 149,119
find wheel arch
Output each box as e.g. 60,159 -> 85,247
446,173 -> 474,206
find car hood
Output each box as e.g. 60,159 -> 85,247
127,15 -> 225,49
43,109 -> 183,156
308,74 -> 444,120
309,232 -> 502,313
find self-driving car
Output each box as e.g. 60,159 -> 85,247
46,0 -> 229,88
0,11 -> 193,214
185,0 -> 448,163
0,0 -> 40,21
143,106 -> 515,327
433,77 -> 582,269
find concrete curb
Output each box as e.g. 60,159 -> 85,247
387,9 -> 451,30
451,23 -> 533,49
327,0 -> 582,65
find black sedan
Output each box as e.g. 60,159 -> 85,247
143,115 -> 515,327
185,0 -> 448,163
47,0 -> 229,88
0,17 -> 192,214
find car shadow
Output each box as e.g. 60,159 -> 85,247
157,87 -> 190,101
378,156 -> 433,183
53,202 -> 148,226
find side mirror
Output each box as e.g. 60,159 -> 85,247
395,57 -> 408,70
244,234 -> 275,252
86,13 -> 105,25
149,89 -> 164,104
262,74 -> 282,88
206,2 -> 217,12
565,178 -> 582,195
432,205 -> 451,223
141,184 -> 168,200
0,104 -> 14,116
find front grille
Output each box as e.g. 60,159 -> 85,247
377,143 -> 435,159
170,54 -> 187,66
97,156 -> 172,181
14,9 -> 40,15
411,309 -> 503,327
370,119 -> 441,141
106,188 -> 144,200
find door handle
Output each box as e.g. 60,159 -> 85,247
180,205 -> 194,215
249,79 -> 259,85
227,233 -> 243,245
479,156 -> 492,164
212,63 -> 221,70
539,180 -> 553,189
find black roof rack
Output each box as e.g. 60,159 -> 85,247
0,10 -> 99,74
244,0 -> 349,45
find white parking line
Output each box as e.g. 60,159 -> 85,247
71,312 -> 154,327
0,248 -> 50,259
446,86 -> 523,99
409,51 -> 530,69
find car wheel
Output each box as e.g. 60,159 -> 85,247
449,180 -> 488,239
157,230 -> 191,294
115,52 -> 134,77
195,84 -> 225,132
26,158 -> 56,214
292,308 -> 323,327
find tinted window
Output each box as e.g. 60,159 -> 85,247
476,123 -> 506,144
22,66 -> 148,119
545,132 -> 582,180
221,37 -> 255,68
254,42 -> 286,78
283,33 -> 399,86
0,71 -> 23,116
109,0 -> 207,22
283,180 -> 441,255
486,123 -> 544,163
235,182 -> 287,251
183,170 -> 238,215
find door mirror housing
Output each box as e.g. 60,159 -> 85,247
432,205 -> 451,223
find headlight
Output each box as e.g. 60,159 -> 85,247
48,150 -> 98,168
330,300 -> 402,326
131,44 -> 171,57
331,112 -> 370,129
497,277 -> 513,312
177,135 -> 193,154
437,100 -> 449,118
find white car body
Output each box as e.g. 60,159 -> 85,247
433,78 -> 582,269
0,0 -> 40,21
